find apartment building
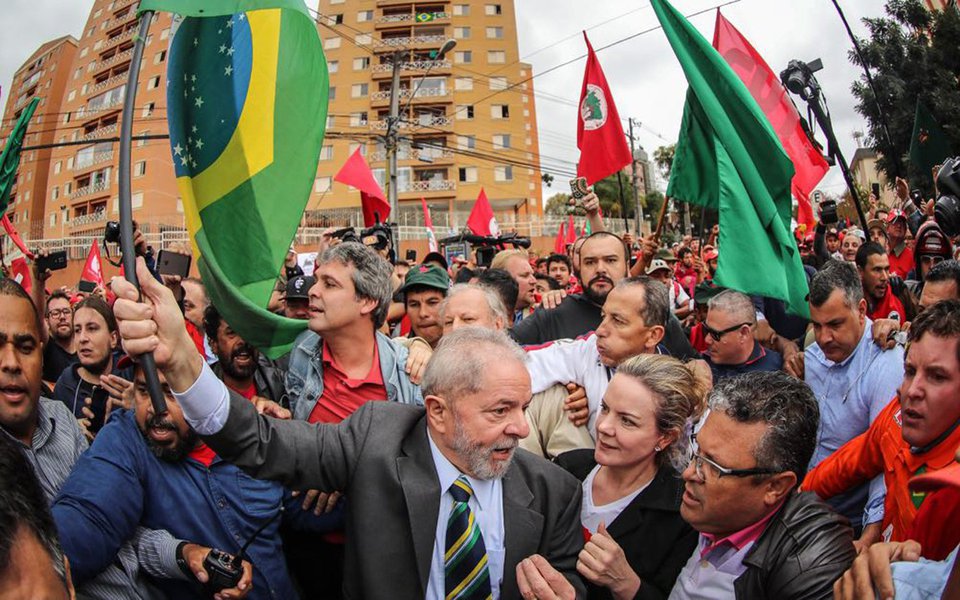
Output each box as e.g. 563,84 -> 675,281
313,0 -> 543,229
1,36 -> 78,239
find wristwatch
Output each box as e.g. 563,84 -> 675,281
175,541 -> 193,579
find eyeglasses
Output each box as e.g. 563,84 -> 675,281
920,255 -> 945,266
702,322 -> 752,342
688,434 -> 781,480
47,309 -> 72,317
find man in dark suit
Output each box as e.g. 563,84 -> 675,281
111,258 -> 586,600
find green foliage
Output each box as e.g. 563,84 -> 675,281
653,144 -> 676,180
849,0 -> 960,194
544,192 -> 572,216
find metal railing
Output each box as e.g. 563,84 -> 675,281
67,210 -> 110,226
376,11 -> 450,23
70,181 -> 111,200
74,150 -> 115,172
369,147 -> 453,162
369,115 -> 452,130
371,59 -> 451,73
405,179 -> 455,192
103,28 -> 136,50
91,72 -> 128,94
376,34 -> 446,48
95,48 -> 134,73
370,86 -> 449,101
76,96 -> 125,119
79,122 -> 119,142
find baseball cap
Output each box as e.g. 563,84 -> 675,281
909,462 -> 960,493
886,208 -> 907,224
656,248 -> 678,263
286,275 -> 316,300
867,218 -> 886,232
399,264 -> 450,294
645,259 -> 672,275
847,227 -> 866,242
703,248 -> 719,262
693,282 -> 725,305
825,227 -> 839,239
422,251 -> 449,271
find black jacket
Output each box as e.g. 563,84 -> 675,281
733,491 -> 855,599
212,355 -> 289,408
556,449 -> 698,600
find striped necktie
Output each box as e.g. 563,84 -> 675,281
444,476 -> 493,600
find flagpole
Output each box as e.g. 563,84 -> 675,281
118,10 -> 167,415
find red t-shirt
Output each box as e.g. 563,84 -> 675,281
188,443 -> 218,467
868,286 -> 906,323
308,341 -> 387,424
888,245 -> 914,279
689,322 -> 709,354
909,487 -> 960,561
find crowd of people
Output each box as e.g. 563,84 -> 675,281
2,184 -> 960,600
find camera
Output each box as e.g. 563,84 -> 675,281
935,158 -> 960,238
819,199 -> 839,225
202,548 -> 242,594
104,220 -> 121,245
329,227 -> 359,245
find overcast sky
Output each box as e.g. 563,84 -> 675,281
1,0 -> 886,201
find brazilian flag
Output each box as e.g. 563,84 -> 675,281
139,0 -> 327,357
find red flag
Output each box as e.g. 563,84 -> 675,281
334,148 -> 390,227
712,11 -> 828,228
421,198 -> 438,252
9,257 -> 31,294
554,221 -> 567,254
466,188 -> 500,236
1,214 -> 34,259
577,32 -> 633,186
567,215 -> 578,245
81,240 -> 105,288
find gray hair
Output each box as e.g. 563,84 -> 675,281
707,371 -> 820,484
616,354 -> 707,473
808,260 -> 863,308
439,284 -> 508,325
707,290 -> 757,325
614,276 -> 670,328
317,242 -> 393,327
421,326 -> 527,400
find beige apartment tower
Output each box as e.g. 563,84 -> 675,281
312,0 -> 543,230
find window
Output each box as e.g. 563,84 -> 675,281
51,187 -> 59,201
351,83 -> 368,98
132,192 -> 143,209
49,212 -> 57,227
457,135 -> 475,150
328,60 -> 339,73
314,176 -> 332,193
329,86 -> 336,100
492,134 -> 511,149
456,104 -> 474,120
454,51 -> 472,64
489,76 -> 507,90
134,161 -> 146,176
353,57 -> 370,70
153,50 -> 166,64
357,10 -> 373,22
330,0 -> 344,4
355,33 -> 372,45
348,142 -> 367,156
141,102 -> 155,117
486,26 -> 503,39
74,67 -> 82,80
330,13 -> 344,24
494,165 -> 513,182
491,104 -> 509,119
350,112 -> 368,127
80,47 -> 89,58
453,27 -> 470,39
453,4 -> 470,16
454,77 -> 473,91
485,4 -> 502,15
160,28 -> 170,40
324,37 -> 341,50
319,145 -> 334,160
65,182 -> 72,195
458,167 -> 477,183
147,75 -> 160,90
67,90 -> 76,102
54,161 -> 62,175
487,50 -> 506,64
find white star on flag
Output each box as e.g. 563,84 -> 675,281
227,47 -> 235,56
219,44 -> 226,54
225,66 -> 233,76
195,97 -> 204,108
195,138 -> 205,150
173,143 -> 183,156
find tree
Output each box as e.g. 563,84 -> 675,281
544,192 -> 572,216
653,144 -> 676,180
849,0 -> 960,194
541,173 -> 555,188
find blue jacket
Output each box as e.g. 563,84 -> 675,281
286,329 -> 423,421
52,352 -> 134,418
52,410 -> 337,599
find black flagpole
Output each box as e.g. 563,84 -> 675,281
119,10 -> 167,415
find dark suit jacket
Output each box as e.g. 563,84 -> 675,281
556,450 -> 698,600
207,392 -> 587,599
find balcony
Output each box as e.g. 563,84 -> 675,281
95,48 -> 133,74
369,146 -> 453,163
401,179 -> 456,194
112,0 -> 139,14
371,59 -> 450,79
91,73 -> 127,95
369,115 -> 452,131
70,181 -> 111,200
79,122 -> 119,142
376,11 -> 450,25
370,86 -> 450,107
74,150 -> 115,172
67,210 -> 110,229
75,96 -> 124,120
374,34 -> 446,51
103,28 -> 136,51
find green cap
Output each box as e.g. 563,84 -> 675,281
655,248 -> 677,262
693,282 -> 726,305
399,264 -> 450,295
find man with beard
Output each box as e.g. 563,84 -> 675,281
856,242 -> 909,323
51,360 -> 336,600
52,296 -> 132,435
109,266 -> 587,599
42,290 -> 77,384
204,305 -> 287,407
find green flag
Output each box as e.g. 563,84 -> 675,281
651,0 -> 809,317
909,100 -> 953,182
0,97 -> 40,214
141,0 -> 327,358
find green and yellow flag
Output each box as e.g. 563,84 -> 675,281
139,0 -> 327,357
0,97 -> 40,213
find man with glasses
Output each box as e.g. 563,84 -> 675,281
42,290 -> 77,384
802,261 -> 904,546
669,371 -> 855,599
702,290 -> 781,381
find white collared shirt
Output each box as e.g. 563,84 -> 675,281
426,431 -> 505,600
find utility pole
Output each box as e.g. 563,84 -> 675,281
628,118 -> 644,235
385,50 -> 402,220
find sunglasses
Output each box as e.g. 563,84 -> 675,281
702,321 -> 752,342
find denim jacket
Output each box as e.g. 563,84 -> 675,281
286,329 -> 423,421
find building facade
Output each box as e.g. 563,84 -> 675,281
312,0 -> 543,230
1,36 -> 78,239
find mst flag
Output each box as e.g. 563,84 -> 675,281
80,240 -> 105,289
142,0 -> 327,357
712,11 -> 828,228
651,0 -> 809,317
0,97 -> 39,213
421,198 -> 438,252
466,188 -> 500,236
334,148 -> 390,227
576,32 -> 632,186
909,100 -> 954,182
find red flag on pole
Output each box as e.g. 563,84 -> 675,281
554,221 -> 566,255
334,148 -> 391,227
1,214 -> 34,259
81,240 -> 105,288
567,215 -> 578,244
10,257 -> 31,294
466,188 -> 500,236
577,32 -> 633,186
421,198 -> 438,253
712,11 -> 827,228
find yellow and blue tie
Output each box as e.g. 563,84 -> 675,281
444,476 -> 493,600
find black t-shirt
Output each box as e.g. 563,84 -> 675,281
43,341 -> 77,383
511,294 -> 698,360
